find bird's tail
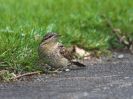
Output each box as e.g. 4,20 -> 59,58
71,61 -> 86,67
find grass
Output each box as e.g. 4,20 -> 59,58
0,0 -> 133,75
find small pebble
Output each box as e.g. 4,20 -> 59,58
118,54 -> 124,59
65,69 -> 70,72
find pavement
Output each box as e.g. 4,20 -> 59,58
0,52 -> 133,99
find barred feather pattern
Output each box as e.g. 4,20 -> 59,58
38,42 -> 70,69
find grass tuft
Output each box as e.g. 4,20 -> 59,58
0,0 -> 133,76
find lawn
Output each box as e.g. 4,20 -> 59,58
0,0 -> 133,76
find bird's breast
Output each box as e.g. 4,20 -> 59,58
39,43 -> 69,68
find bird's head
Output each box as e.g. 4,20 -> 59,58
41,32 -> 60,44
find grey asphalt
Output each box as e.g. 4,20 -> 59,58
0,52 -> 133,99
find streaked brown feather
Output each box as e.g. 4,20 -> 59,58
59,45 -> 75,60
59,45 -> 86,67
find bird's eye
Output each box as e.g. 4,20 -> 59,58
44,35 -> 53,40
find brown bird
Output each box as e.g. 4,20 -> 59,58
38,32 -> 85,71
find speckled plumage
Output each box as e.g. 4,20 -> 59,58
38,42 -> 70,69
38,32 -> 85,70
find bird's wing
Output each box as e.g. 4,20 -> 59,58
59,45 -> 75,61
58,44 -> 86,67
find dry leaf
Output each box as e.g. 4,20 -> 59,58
74,45 -> 91,59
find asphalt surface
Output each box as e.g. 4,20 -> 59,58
0,52 -> 133,99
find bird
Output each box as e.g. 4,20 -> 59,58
38,32 -> 86,71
